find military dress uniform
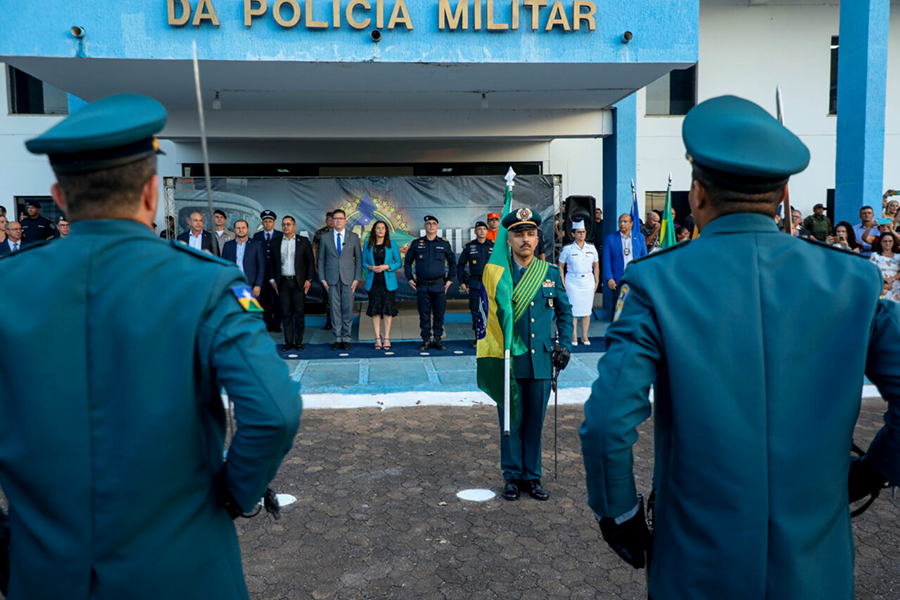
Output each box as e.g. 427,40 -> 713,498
0,94 -> 303,600
500,209 -> 573,501
404,216 -> 457,349
252,211 -> 284,331
457,228 -> 493,346
579,96 -> 900,599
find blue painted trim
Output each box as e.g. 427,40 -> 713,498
834,0 -> 889,225
601,93 -> 636,319
66,93 -> 89,114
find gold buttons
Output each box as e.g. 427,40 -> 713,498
531,333 -> 535,338
530,301 -> 534,306
531,349 -> 535,354
531,318 -> 535,323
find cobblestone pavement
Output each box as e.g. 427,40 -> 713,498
238,401 -> 900,600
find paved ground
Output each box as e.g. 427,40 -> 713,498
237,401 -> 900,600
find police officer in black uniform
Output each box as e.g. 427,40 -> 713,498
252,210 -> 284,331
405,215 -> 457,351
19,200 -> 54,245
457,221 -> 493,348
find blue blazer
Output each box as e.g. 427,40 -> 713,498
602,229 -> 647,283
221,239 -> 266,288
362,243 -> 402,292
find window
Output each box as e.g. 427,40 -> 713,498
644,191 -> 690,225
14,197 -> 62,224
645,66 -> 697,116
7,66 -> 68,115
829,36 -> 839,115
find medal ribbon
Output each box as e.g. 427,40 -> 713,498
512,259 -> 549,324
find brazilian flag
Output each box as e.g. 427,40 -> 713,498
476,181 -> 528,423
659,178 -> 676,249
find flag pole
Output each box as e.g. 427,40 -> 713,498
503,349 -> 511,437
776,87 -> 792,234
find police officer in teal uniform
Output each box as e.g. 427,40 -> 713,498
500,208 -> 573,501
580,95 -> 900,599
0,94 -> 302,599
405,215 -> 457,351
458,220 -> 494,348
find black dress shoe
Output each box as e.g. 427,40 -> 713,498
282,343 -> 294,352
324,323 -> 332,331
296,343 -> 305,351
341,342 -> 350,350
431,338 -> 447,351
502,480 -> 520,501
524,479 -> 549,501
418,340 -> 431,352
331,342 -> 341,351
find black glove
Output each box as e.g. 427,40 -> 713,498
849,457 -> 888,504
551,346 -> 571,372
215,472 -> 244,520
598,503 -> 651,569
0,508 -> 9,596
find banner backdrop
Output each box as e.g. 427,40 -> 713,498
172,175 -> 557,301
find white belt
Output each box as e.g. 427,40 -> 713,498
569,273 -> 590,277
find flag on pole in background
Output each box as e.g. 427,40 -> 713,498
630,179 -> 641,229
476,169 -> 527,423
659,174 -> 676,249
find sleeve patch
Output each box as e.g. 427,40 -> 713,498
231,285 -> 265,313
613,284 -> 630,322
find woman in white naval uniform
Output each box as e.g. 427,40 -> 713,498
557,221 -> 600,345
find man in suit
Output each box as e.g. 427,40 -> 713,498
271,216 -> 316,352
602,213 -> 646,316
176,212 -> 218,256
317,208 -> 362,351
221,219 -> 265,298
580,95 -> 900,598
1,93 -> 301,600
212,209 -> 235,256
497,208 -> 573,502
0,221 -> 23,255
252,210 -> 284,332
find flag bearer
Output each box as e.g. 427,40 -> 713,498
499,208 -> 573,501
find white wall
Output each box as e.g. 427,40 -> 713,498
636,0 -> 900,220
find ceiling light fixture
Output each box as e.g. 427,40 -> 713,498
480,92 -> 489,110
212,90 -> 222,111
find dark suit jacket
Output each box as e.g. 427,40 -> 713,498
271,235 -> 316,287
252,230 -> 284,279
0,239 -> 14,256
176,230 -> 219,257
221,239 -> 266,288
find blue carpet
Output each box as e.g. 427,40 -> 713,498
277,337 -> 605,360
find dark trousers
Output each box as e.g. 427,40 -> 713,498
260,283 -> 280,330
322,287 -> 332,327
279,277 -> 306,345
496,378 -> 552,481
467,285 -> 481,333
417,288 -> 446,340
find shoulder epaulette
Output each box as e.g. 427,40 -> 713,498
799,236 -> 871,259
170,240 -> 232,265
631,240 -> 691,264
440,237 -> 448,242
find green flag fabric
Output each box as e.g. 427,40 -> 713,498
659,181 -> 676,249
476,185 -> 527,424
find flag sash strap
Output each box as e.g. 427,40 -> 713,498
511,259 -> 549,324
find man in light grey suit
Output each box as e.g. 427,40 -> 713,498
317,209 -> 362,350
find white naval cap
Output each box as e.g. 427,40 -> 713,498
572,221 -> 586,230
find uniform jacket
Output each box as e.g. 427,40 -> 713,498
404,236 -> 457,288
19,215 -> 54,245
0,220 -> 302,600
317,229 -> 362,286
212,228 -> 236,256
510,261 -> 574,380
221,238 -> 266,289
362,242 -> 403,292
270,235 -> 316,287
602,229 -> 647,284
580,213 -> 900,599
177,229 -> 219,256
252,230 -> 284,279
457,239 -> 494,289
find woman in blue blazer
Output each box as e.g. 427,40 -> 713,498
362,221 -> 403,349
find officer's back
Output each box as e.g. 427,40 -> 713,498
0,95 -> 301,599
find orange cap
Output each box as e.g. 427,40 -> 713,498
487,212 -> 500,220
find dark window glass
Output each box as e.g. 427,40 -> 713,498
7,66 -> 68,115
182,162 -> 542,178
646,66 -> 697,116
829,36 -> 839,115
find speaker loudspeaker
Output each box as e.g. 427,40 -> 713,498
564,195 -> 596,241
